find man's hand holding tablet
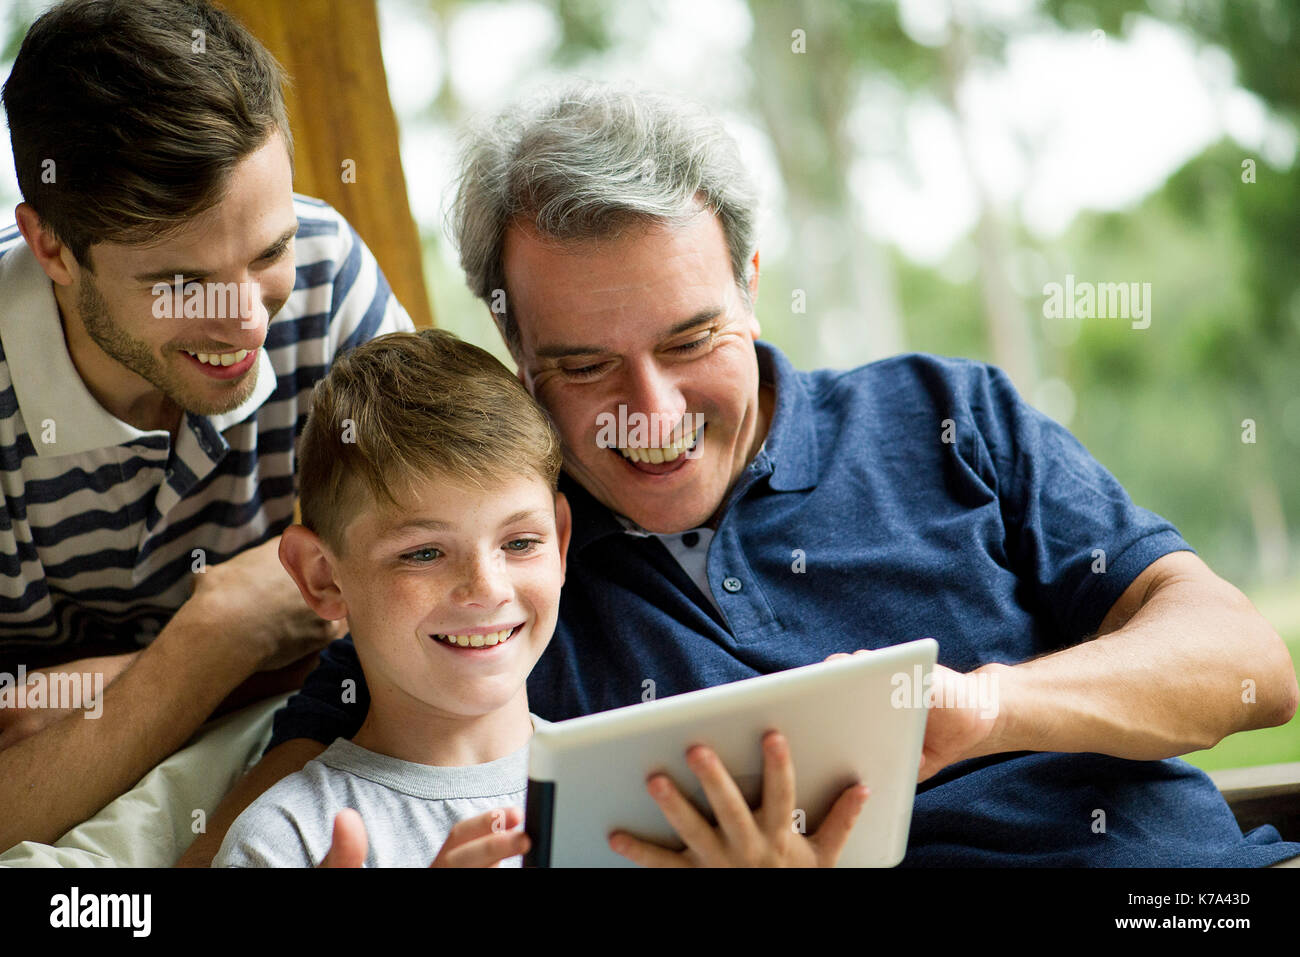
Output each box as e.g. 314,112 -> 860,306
827,651 -> 1003,784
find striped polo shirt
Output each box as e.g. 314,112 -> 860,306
0,194 -> 414,659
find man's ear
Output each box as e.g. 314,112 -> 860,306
746,248 -> 761,338
15,203 -> 77,286
279,525 -> 349,621
553,491 -> 573,583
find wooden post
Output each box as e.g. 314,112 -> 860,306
217,0 -> 435,329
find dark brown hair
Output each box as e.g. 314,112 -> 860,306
298,329 -> 563,555
2,0 -> 292,268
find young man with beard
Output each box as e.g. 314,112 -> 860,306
0,0 -> 412,852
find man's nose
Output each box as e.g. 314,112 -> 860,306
622,359 -> 686,438
451,552 -> 512,609
194,274 -> 267,339
232,275 -> 268,338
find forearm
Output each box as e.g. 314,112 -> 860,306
0,650 -> 140,746
30,650 -> 140,686
0,608 -> 260,851
982,577 -> 1298,760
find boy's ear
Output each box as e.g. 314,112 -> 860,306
553,491 -> 572,582
279,525 -> 349,621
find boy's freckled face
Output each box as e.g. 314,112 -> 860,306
331,472 -> 567,719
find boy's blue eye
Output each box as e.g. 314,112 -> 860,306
505,538 -> 542,553
403,547 -> 442,563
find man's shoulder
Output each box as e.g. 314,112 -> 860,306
807,350 -> 997,393
794,350 -> 1011,420
267,194 -> 412,358
287,194 -> 358,275
291,193 -> 349,240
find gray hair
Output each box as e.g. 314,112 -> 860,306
450,82 -> 759,353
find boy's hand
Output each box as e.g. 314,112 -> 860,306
431,807 -> 530,867
317,806 -> 529,868
319,808 -> 369,867
608,731 -> 869,867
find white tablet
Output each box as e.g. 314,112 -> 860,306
524,637 -> 937,867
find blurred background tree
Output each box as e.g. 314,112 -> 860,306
2,0 -> 1295,768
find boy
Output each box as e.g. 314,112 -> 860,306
213,329 -> 568,867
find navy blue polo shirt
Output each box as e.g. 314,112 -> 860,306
267,341 -> 1300,866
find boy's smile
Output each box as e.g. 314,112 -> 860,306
430,622 -> 524,650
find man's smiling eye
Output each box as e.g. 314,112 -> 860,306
560,361 -> 609,381
504,538 -> 542,553
258,241 -> 290,264
669,334 -> 712,355
402,546 -> 442,564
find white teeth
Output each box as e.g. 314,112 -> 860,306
186,348 -> 250,367
435,628 -> 514,648
617,425 -> 701,463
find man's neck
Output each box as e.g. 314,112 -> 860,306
53,281 -> 183,436
351,685 -> 534,767
749,380 -> 775,467
702,380 -> 775,530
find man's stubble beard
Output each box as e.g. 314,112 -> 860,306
77,274 -> 272,417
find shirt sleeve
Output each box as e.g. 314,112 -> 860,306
211,791 -> 317,868
323,218 -> 416,361
265,633 -> 368,755
961,361 -> 1192,643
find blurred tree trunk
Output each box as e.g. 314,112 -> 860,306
1247,476 -> 1290,582
939,19 -> 1038,394
747,0 -> 906,366
218,0 -> 435,329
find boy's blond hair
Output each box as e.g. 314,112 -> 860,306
298,329 -> 562,554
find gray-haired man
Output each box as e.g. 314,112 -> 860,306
187,83 -> 1298,868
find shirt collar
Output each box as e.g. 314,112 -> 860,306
0,240 -> 275,458
562,339 -> 820,553
755,340 -> 819,493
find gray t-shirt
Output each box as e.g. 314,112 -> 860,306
213,719 -> 542,867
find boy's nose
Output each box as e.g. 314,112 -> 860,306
452,555 -> 511,608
